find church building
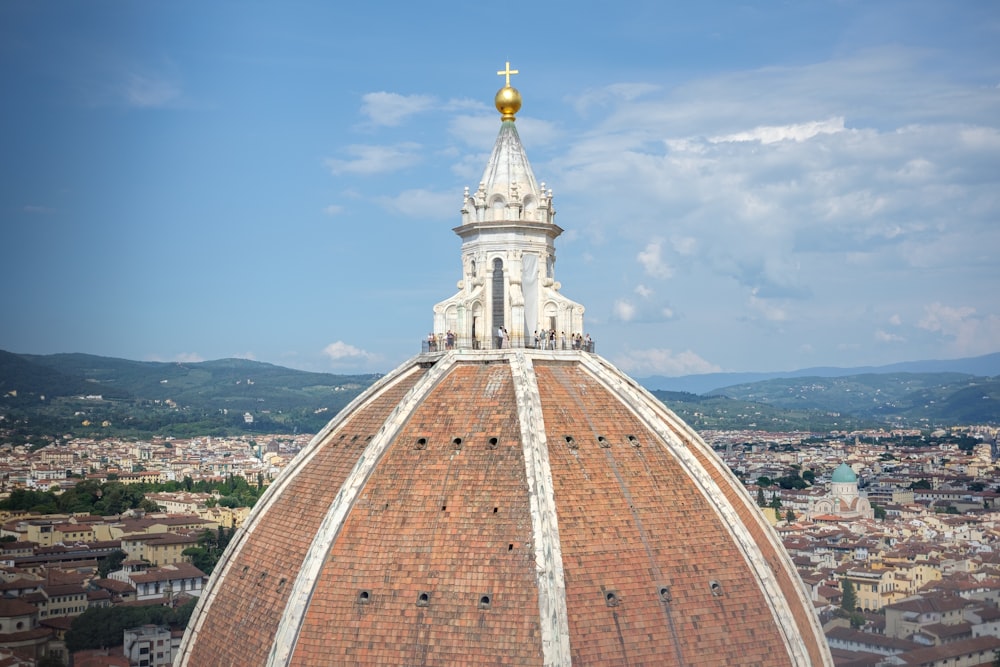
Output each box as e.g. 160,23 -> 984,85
810,462 -> 874,521
176,65 -> 833,666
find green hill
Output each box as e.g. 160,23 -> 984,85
707,372 -> 1000,428
0,351 -> 381,442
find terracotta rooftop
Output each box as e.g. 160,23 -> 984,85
178,351 -> 831,666
893,635 -> 1000,665
129,562 -> 206,584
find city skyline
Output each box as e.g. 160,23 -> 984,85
2,1 -> 998,376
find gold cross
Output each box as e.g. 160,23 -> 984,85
497,61 -> 519,87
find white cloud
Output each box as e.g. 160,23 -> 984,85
122,71 -> 181,108
573,83 -> 661,114
613,348 -> 721,376
637,240 -> 673,279
360,92 -> 435,126
147,352 -> 204,363
613,299 -> 636,322
325,143 -> 422,175
918,303 -> 976,336
323,204 -> 344,217
377,188 -> 457,219
634,284 -> 653,298
322,341 -> 374,361
748,291 -> 787,322
875,329 -> 905,343
672,236 -> 697,256
709,117 -> 845,144
888,314 -> 902,326
918,302 -> 1000,356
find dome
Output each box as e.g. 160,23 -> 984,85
176,66 -> 832,667
831,463 -> 858,483
177,352 -> 830,666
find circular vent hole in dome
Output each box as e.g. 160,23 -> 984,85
487,437 -> 498,449
414,437 -> 427,450
564,435 -> 577,449
658,586 -> 672,602
358,590 -> 371,604
710,580 -> 723,597
478,594 -> 492,609
416,592 -> 430,607
627,435 -> 640,448
604,590 -> 619,607
452,437 -> 463,449
597,435 -> 609,448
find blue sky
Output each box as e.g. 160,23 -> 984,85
2,1 -> 998,377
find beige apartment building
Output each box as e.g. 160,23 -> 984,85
121,533 -> 198,567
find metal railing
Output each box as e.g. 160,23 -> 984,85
422,333 -> 595,354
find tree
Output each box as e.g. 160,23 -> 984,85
98,550 -> 126,578
182,546 -> 215,574
841,577 -> 857,612
785,509 -> 796,522
910,479 -> 932,490
769,495 -> 782,511
756,487 -> 766,507
872,503 -> 887,520
64,599 -> 193,652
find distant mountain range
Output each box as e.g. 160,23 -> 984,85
635,352 -> 1000,394
1,350 -> 997,439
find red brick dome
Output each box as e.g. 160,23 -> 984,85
176,350 -> 831,666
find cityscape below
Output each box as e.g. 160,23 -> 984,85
1,378 -> 999,665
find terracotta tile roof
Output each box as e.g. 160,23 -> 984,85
894,635 -> 1000,665
71,649 -> 130,667
90,578 -> 135,594
128,562 -> 206,584
0,598 -> 38,617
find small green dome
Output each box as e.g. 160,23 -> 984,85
831,463 -> 857,483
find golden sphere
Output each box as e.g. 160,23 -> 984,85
495,85 -> 521,119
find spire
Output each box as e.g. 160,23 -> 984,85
471,62 -> 552,226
